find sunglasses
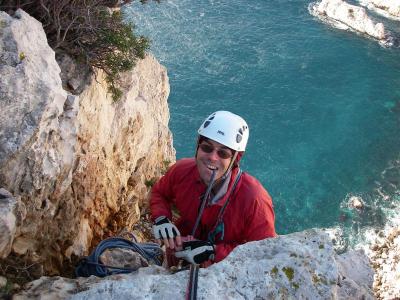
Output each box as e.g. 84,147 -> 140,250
198,143 -> 233,159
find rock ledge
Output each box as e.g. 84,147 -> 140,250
14,230 -> 374,300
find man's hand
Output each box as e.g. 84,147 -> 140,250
152,216 -> 182,250
175,240 -> 215,264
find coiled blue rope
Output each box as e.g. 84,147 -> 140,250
75,236 -> 163,277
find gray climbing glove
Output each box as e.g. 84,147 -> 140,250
152,216 -> 181,240
175,240 -> 215,264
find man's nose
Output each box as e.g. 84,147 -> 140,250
207,149 -> 220,161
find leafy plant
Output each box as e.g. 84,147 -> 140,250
161,159 -> 171,175
145,177 -> 157,188
0,0 -> 154,101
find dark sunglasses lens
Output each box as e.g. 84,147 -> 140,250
199,144 -> 213,153
199,143 -> 232,159
217,149 -> 232,159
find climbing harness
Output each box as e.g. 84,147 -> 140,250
75,235 -> 162,277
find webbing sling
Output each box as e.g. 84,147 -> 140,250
191,170 -> 217,236
208,169 -> 242,244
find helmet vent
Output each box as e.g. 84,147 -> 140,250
236,134 -> 242,143
203,121 -> 211,128
236,126 -> 245,144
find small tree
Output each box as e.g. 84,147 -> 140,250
0,0 -> 152,101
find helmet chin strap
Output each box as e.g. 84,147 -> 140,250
220,151 -> 238,181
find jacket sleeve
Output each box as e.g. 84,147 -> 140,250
214,191 -> 276,262
150,163 -> 179,222
243,192 -> 277,241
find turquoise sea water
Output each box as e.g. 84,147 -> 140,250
125,1 -> 400,243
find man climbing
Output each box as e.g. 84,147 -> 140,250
150,111 -> 276,266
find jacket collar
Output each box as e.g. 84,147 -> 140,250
194,166 -> 240,207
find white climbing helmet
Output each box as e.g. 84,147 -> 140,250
198,111 -> 249,152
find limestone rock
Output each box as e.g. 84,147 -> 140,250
0,276 -> 7,289
56,52 -> 91,95
100,248 -> 149,271
0,189 -> 19,258
66,54 -> 175,261
14,230 -> 374,299
0,9 -> 174,274
336,250 -> 374,299
309,0 -> 393,46
359,0 -> 400,20
0,8 -> 79,273
368,227 -> 400,299
12,236 -> 35,256
349,195 -> 364,209
0,9 -> 74,163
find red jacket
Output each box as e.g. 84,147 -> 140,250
150,158 -> 276,263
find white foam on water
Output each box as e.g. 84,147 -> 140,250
343,158 -> 400,252
354,200 -> 400,254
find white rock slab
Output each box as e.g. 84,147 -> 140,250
14,229 -> 374,300
0,189 -> 17,258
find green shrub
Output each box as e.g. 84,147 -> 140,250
0,0 -> 152,101
145,177 -> 157,188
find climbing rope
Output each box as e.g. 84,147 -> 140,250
75,236 -> 163,277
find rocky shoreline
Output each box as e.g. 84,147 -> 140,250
309,0 -> 396,46
360,224 -> 400,299
359,0 -> 400,21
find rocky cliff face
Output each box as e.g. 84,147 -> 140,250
0,9 -> 174,275
366,226 -> 400,299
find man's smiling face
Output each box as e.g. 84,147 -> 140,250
196,138 -> 234,184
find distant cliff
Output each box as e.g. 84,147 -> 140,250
0,9 -> 174,276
